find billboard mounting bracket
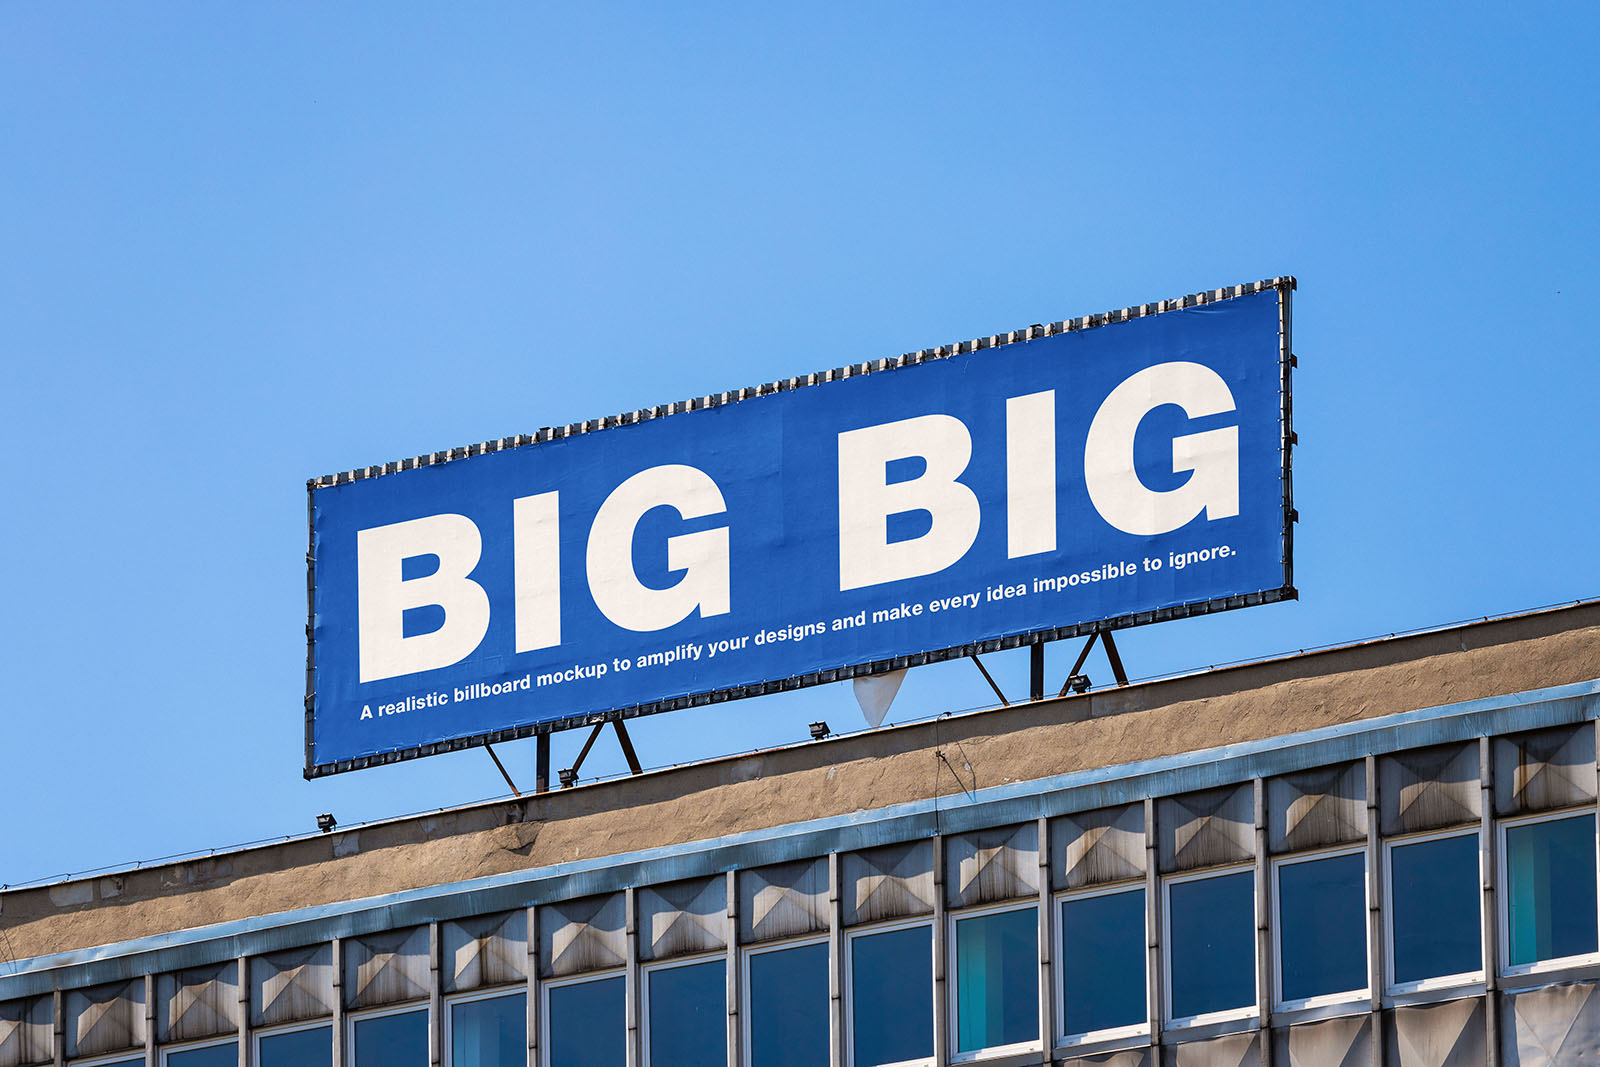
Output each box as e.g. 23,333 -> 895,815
1058,630 -> 1131,696
559,717 -> 645,787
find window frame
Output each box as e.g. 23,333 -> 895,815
538,969 -> 625,1067
345,1001 -> 431,1067
639,952 -> 728,1067
945,900 -> 1043,1063
443,985 -> 527,1067
740,935 -> 831,1067
1053,880 -> 1150,1049
1496,807 -> 1600,979
157,1036 -> 238,1067
1382,827 -> 1485,996
843,916 -> 936,1067
252,1021 -> 335,1066
71,1056 -> 149,1067
1270,845 -> 1371,1012
1161,864 -> 1259,1030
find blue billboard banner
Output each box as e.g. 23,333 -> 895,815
306,278 -> 1295,776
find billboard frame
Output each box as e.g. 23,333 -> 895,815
305,276 -> 1296,778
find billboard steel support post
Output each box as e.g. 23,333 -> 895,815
535,734 -> 550,794
1029,643 -> 1045,703
971,655 -> 1009,707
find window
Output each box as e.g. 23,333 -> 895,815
1274,850 -> 1368,1008
847,921 -> 933,1067
1502,811 -> 1599,972
350,1006 -> 428,1067
1058,886 -> 1146,1043
543,973 -> 624,1067
256,1024 -> 333,1067
448,991 -> 526,1067
644,957 -> 726,1066
745,939 -> 829,1067
1164,868 -> 1255,1026
1385,831 -> 1482,991
162,1040 -> 237,1067
950,905 -> 1039,1060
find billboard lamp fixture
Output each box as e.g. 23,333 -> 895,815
316,813 -> 337,834
558,767 -> 579,788
1067,674 -> 1091,694
809,721 -> 830,741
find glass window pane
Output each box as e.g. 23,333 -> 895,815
749,942 -> 829,1067
851,925 -> 933,1066
1507,814 -> 1599,967
1061,888 -> 1145,1037
261,1025 -> 333,1067
1168,871 -> 1254,1020
1278,853 -> 1367,1003
451,993 -> 526,1067
1390,834 -> 1481,984
354,1009 -> 427,1067
167,1043 -> 237,1067
647,960 -> 726,1067
954,907 -> 1038,1053
548,976 -> 624,1067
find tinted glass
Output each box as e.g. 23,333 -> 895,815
452,993 -> 526,1067
1391,834 -> 1481,984
1168,871 -> 1254,1020
1507,814 -> 1599,966
1278,853 -> 1367,1003
647,960 -> 726,1066
954,907 -> 1038,1053
548,976 -> 624,1067
167,1043 -> 237,1067
851,925 -> 933,1066
260,1026 -> 333,1067
353,1009 -> 427,1067
1061,888 -> 1145,1036
748,942 -> 829,1067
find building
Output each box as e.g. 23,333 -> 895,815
4,601 -> 1600,1066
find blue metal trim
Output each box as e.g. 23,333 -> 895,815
4,677 -> 1596,1000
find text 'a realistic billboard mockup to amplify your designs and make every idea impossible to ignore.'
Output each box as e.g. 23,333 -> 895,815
305,278 -> 1296,776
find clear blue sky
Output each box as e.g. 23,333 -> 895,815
3,4 -> 1597,887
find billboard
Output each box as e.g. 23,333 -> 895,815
306,278 -> 1295,777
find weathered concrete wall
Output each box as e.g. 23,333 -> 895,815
5,602 -> 1599,963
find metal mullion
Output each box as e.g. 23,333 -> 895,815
237,955 -> 249,1067
1254,778 -> 1271,1066
1366,756 -> 1382,1067
625,888 -> 640,1067
429,923 -> 442,1067
1036,816 -> 1053,1055
526,907 -> 538,1067
726,870 -> 739,1067
145,973 -> 155,1067
1145,797 -> 1162,1066
1482,736 -> 1499,1067
52,989 -> 63,1067
932,834 -> 947,1066
331,938 -> 344,1067
828,853 -> 843,1067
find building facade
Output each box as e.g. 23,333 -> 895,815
5,603 -> 1600,1066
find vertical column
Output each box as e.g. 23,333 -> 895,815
526,906 -> 539,1067
726,870 -> 740,1067
828,853 -> 844,1067
931,834 -> 947,1067
1366,756 -> 1382,1067
429,922 -> 443,1067
625,887 -> 640,1067
1481,736 -> 1500,1067
1036,816 -> 1053,1058
51,989 -> 64,1067
1144,797 -> 1162,1067
145,974 -> 156,1067
331,938 -> 345,1067
238,955 -> 250,1067
1254,778 -> 1272,1067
